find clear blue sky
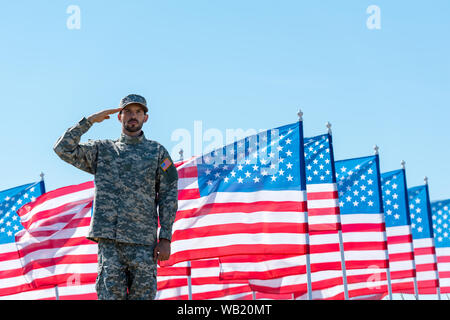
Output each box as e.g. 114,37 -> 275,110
0,1 -> 449,201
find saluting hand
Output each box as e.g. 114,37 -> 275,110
87,107 -> 122,124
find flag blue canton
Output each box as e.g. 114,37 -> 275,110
431,199 -> 450,248
335,155 -> 383,214
381,169 -> 410,227
0,181 -> 45,244
304,134 -> 335,184
197,121 -> 305,197
407,185 -> 434,239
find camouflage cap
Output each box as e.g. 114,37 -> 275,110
119,94 -> 148,113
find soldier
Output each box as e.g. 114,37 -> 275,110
53,94 -> 178,300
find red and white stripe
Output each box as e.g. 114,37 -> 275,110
254,292 -> 294,300
0,182 -> 98,299
162,158 -> 308,266
0,241 -> 55,299
307,230 -> 346,299
307,183 -> 341,232
14,181 -> 97,290
217,254 -> 308,297
436,247 -> 450,294
216,182 -> 345,300
306,182 -> 346,300
218,255 -> 308,296
340,213 -> 390,299
219,254 -> 306,281
247,269 -> 308,296
412,238 -> 440,294
190,259 -> 254,300
156,261 -> 191,300
57,283 -> 97,300
385,225 -> 417,294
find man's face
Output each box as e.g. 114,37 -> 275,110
118,104 -> 148,133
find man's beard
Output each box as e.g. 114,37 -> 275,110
124,120 -> 143,132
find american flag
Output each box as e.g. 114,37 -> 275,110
0,181 -> 48,298
335,155 -> 390,299
157,258 -> 256,300
3,178 -> 269,301
216,133 -> 344,299
217,254 -> 303,299
304,134 -> 341,232
254,292 -> 294,300
190,259 -> 253,300
217,253 -> 308,297
303,134 -> 345,299
431,199 -> 450,294
156,261 -> 191,300
247,270 -> 308,297
14,181 -> 98,300
218,254 -> 306,281
408,184 -> 440,295
162,121 -> 308,266
381,169 -> 417,295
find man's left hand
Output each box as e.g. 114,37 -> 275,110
154,238 -> 171,262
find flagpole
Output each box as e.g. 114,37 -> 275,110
298,110 -> 313,300
401,160 -> 419,300
178,150 -> 192,300
187,260 -> 193,300
54,285 -> 60,300
374,145 -> 393,300
424,176 -> 442,300
179,149 -> 184,162
40,172 -> 46,193
327,123 -> 350,300
177,150 -> 192,300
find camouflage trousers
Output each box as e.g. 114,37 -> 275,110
96,238 -> 157,300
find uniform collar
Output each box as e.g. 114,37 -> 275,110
118,131 -> 145,145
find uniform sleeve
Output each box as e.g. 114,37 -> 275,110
53,117 -> 99,175
156,145 -> 179,242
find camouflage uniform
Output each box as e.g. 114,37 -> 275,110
53,114 -> 178,300
96,239 -> 157,300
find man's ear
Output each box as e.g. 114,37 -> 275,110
117,112 -> 122,122
143,114 -> 149,123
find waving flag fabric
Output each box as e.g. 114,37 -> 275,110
219,254 -> 306,281
190,259 -> 254,300
0,181 -> 48,298
14,181 -> 97,299
218,133 -> 344,299
304,134 -> 341,232
3,179 -> 261,301
431,199 -> 450,294
217,253 -> 308,296
0,181 -> 45,245
303,134 -> 345,299
408,185 -> 440,295
246,265 -> 308,296
4,118 -> 450,301
156,261 -> 191,300
381,169 -> 417,295
254,292 -> 294,300
335,155 -> 390,299
163,121 -> 308,266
